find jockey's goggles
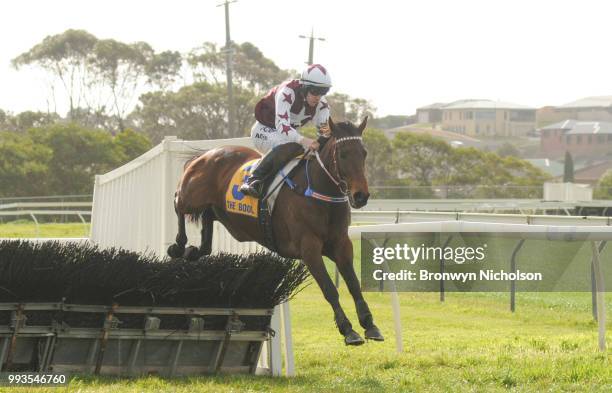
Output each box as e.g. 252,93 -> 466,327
307,86 -> 330,96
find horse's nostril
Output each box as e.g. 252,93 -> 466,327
354,192 -> 369,205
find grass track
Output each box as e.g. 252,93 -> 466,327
0,223 -> 610,392
0,221 -> 89,238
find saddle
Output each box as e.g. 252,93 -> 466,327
225,157 -> 307,252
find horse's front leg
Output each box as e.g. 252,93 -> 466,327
301,235 -> 365,345
329,236 -> 384,341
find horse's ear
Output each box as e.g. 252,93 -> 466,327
328,117 -> 337,135
357,116 -> 368,135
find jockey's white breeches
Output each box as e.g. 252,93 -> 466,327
250,121 -> 302,154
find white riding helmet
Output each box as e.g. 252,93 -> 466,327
300,64 -> 332,88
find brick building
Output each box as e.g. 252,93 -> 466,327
537,96 -> 612,125
540,120 -> 612,158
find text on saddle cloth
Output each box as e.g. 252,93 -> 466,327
225,157 -> 303,218
226,159 -> 260,218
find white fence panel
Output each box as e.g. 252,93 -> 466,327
90,136 -> 285,375
91,137 -> 256,256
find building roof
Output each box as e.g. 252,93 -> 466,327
525,159 -> 565,178
416,102 -> 446,110
541,120 -> 578,130
567,122 -> 612,135
442,99 -> 534,110
542,120 -> 612,134
574,160 -> 612,183
558,96 -> 612,109
526,157 -> 610,179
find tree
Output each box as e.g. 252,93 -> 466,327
386,132 -> 550,198
363,129 -> 392,185
0,132 -> 52,197
131,82 -> 256,143
87,39 -> 154,130
391,132 -> 453,186
145,50 -> 183,90
594,169 -> 612,199
0,109 -> 7,129
327,93 -> 376,123
68,107 -> 121,132
563,151 -> 574,182
113,129 -> 152,161
440,147 -> 549,198
369,115 -> 412,130
13,30 -> 181,132
188,42 -> 291,94
0,110 -> 60,133
28,123 -> 124,194
12,29 -> 98,117
496,142 -> 520,158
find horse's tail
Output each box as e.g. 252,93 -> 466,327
188,213 -> 202,223
174,188 -> 203,223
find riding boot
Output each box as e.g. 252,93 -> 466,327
239,142 -> 304,198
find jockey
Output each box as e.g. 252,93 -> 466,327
239,64 -> 332,198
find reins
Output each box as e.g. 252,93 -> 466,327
275,135 -> 363,204
303,135 -> 362,203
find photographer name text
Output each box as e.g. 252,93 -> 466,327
372,269 -> 542,282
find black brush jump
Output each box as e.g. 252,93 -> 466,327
0,240 -> 308,376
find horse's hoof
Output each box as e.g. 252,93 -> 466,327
344,330 -> 365,346
365,325 -> 384,341
184,246 -> 201,261
167,244 -> 185,258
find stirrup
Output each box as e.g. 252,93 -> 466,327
239,179 -> 263,198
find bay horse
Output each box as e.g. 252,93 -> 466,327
168,117 -> 383,345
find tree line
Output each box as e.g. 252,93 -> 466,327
338,129 -> 550,198
1,29 -> 552,198
0,124 -> 150,197
7,29 -> 373,142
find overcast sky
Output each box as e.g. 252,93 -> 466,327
1,0 -> 611,117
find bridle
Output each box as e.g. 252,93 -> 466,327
314,135 -> 363,196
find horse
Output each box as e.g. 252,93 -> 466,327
168,117 -> 383,345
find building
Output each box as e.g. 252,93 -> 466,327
440,99 -> 536,137
537,96 -> 612,125
416,103 -> 445,124
527,156 -> 612,185
540,120 -> 612,158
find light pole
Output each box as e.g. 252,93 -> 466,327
217,0 -> 237,136
299,28 -> 325,65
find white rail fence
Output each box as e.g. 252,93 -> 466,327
351,210 -> 612,226
349,221 -> 611,352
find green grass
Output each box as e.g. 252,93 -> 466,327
0,224 -> 610,392
0,221 -> 89,238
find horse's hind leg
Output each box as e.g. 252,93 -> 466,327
199,208 -> 215,256
167,194 -> 188,258
184,208 -> 215,260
